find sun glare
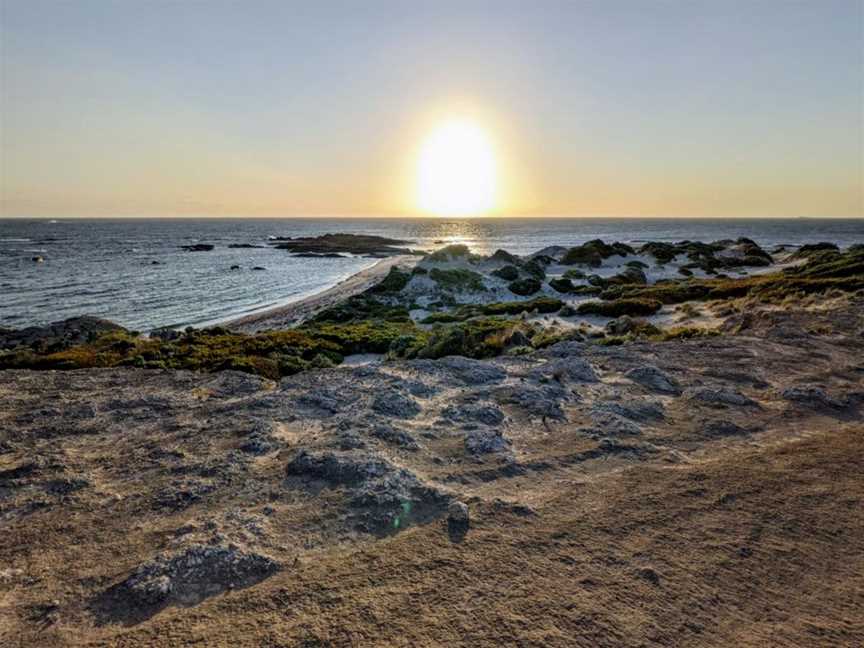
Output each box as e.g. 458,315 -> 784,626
417,119 -> 496,217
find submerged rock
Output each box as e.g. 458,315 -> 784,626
180,244 -> 214,252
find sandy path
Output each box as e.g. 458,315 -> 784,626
226,255 -> 417,333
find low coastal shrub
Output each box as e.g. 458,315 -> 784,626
522,259 -> 546,280
508,277 -> 541,296
561,239 -> 634,266
367,266 -> 411,294
562,268 -> 586,280
601,250 -> 864,306
311,296 -> 411,324
491,265 -> 519,281
420,297 -> 563,324
0,322 -> 425,379
425,244 -> 471,262
483,296 -> 562,316
577,299 -> 662,317
429,268 -> 487,292
414,317 -> 535,360
548,278 -> 575,293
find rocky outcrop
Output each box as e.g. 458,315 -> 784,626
270,233 -> 415,256
688,388 -> 757,408
625,366 -> 682,395
94,545 -> 280,623
180,244 -> 214,252
285,450 -> 450,534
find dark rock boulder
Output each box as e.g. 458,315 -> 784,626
180,244 -> 214,252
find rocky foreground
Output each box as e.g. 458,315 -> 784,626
1,240 -> 863,646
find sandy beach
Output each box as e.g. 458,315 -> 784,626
226,255 -> 418,333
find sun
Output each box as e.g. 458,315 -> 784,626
416,119 -> 496,216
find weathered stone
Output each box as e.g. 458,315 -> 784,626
625,366 -> 682,395
465,429 -> 511,455
371,389 -> 421,418
448,500 -> 469,524
689,388 -> 757,408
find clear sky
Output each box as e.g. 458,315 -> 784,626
1,0 -> 862,217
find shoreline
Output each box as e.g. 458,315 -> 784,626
225,255 -> 417,333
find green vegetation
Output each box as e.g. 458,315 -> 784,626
577,299 -> 662,317
637,238 -> 772,273
429,268 -> 487,292
367,266 -> 411,294
601,249 -> 864,306
561,239 -> 634,266
0,320 -> 429,380
414,318 -> 524,359
425,244 -> 471,262
491,265 -> 519,281
599,319 -> 720,346
562,268 -> 586,280
508,277 -> 542,296
6,247 -> 858,382
522,259 -> 546,280
483,296 -> 563,315
421,297 -> 563,323
311,295 -> 411,324
586,267 -> 647,289
548,278 -> 575,293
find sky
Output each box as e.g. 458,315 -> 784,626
1,0 -> 862,218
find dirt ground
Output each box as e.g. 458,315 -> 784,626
1,295 -> 862,647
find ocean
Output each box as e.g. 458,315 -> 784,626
1,217 -> 862,332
